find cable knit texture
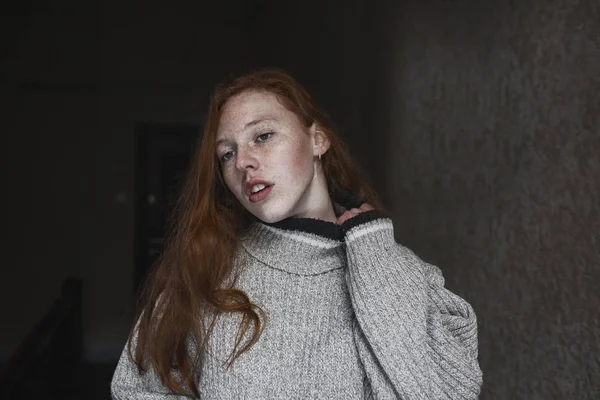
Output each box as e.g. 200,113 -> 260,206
111,211 -> 483,399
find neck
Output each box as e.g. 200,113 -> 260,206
296,199 -> 337,223
292,170 -> 337,223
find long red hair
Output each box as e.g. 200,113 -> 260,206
129,67 -> 384,397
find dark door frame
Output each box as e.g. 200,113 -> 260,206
133,123 -> 199,295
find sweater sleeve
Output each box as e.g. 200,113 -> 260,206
342,212 -> 483,399
111,320 -> 193,399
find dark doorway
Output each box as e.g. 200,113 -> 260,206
134,123 -> 199,293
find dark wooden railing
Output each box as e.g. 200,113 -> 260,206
0,278 -> 83,399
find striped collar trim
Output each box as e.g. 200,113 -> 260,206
259,224 -> 341,249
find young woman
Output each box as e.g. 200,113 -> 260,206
111,68 -> 483,399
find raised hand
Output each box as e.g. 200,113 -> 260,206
335,203 -> 374,225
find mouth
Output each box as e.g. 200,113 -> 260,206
245,178 -> 274,203
248,184 -> 273,203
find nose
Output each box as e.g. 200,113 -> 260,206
235,146 -> 259,172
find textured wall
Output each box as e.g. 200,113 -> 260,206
386,1 -> 599,398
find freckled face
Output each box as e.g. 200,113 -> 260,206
215,91 -> 322,223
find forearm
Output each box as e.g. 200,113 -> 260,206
343,213 -> 482,399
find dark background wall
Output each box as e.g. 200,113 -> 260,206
1,0 -> 598,398
386,1 -> 599,398
2,1 -> 255,365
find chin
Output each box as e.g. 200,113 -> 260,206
252,212 -> 288,224
249,204 -> 293,224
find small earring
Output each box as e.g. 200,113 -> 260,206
315,154 -> 320,179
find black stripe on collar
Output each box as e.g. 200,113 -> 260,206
263,217 -> 344,241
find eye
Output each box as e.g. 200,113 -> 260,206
220,151 -> 234,163
256,132 -> 274,142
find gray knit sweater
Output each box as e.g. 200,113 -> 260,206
111,210 -> 483,399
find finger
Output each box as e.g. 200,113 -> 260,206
335,214 -> 349,225
359,203 -> 374,212
336,210 -> 358,225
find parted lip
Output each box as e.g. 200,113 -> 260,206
245,178 -> 273,197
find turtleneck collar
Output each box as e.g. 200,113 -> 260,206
238,189 -> 385,276
240,218 -> 345,276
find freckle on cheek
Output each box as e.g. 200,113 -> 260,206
292,151 -> 309,174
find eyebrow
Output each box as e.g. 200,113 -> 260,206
245,117 -> 275,128
216,117 -> 276,147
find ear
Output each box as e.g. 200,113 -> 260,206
310,123 -> 331,157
